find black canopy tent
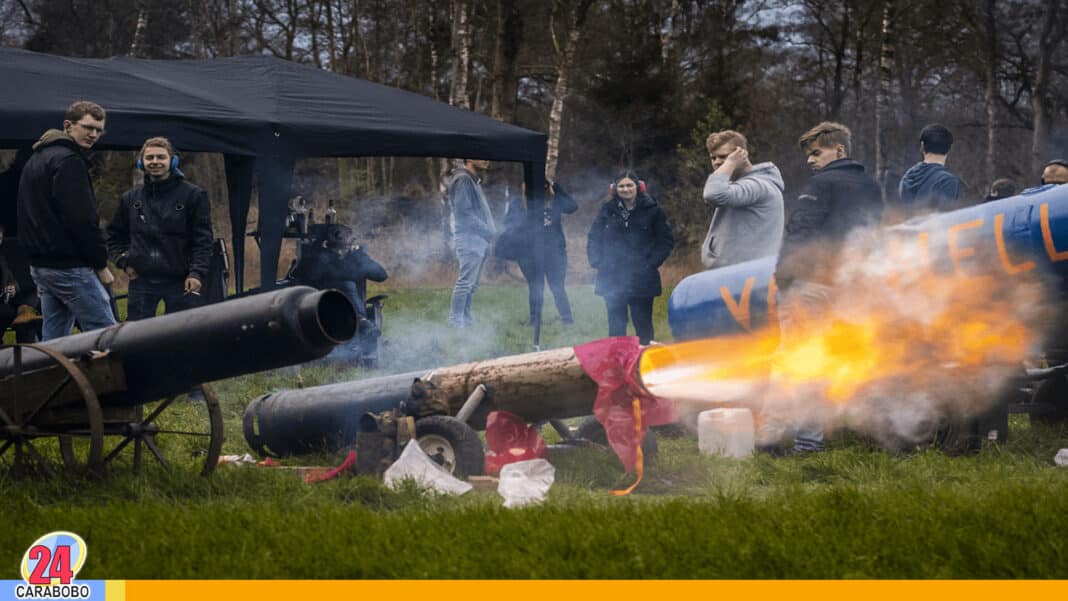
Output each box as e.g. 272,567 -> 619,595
0,47 -> 548,292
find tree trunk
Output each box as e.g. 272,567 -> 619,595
489,0 -> 506,119
449,0 -> 471,110
984,0 -> 998,185
874,0 -> 896,203
309,0 -> 322,68
1030,0 -> 1064,175
545,0 -> 595,182
324,0 -> 337,69
129,5 -> 148,58
660,0 -> 681,68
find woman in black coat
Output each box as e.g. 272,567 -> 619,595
586,172 -> 674,344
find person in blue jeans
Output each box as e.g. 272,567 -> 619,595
446,159 -> 496,327
17,101 -> 116,340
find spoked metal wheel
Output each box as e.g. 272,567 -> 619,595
60,383 -> 225,476
0,344 -> 104,475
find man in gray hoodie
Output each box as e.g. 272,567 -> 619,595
701,130 -> 785,269
446,159 -> 496,327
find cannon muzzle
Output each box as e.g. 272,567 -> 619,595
0,286 -> 357,405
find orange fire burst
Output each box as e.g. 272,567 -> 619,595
640,267 -> 1043,420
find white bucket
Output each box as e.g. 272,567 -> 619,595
697,408 -> 755,458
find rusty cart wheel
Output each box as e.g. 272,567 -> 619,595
0,343 -> 104,475
62,383 -> 226,476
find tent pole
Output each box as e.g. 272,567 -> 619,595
224,155 -> 255,294
524,162 -> 547,350
255,154 -> 296,291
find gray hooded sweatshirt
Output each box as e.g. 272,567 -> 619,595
701,161 -> 785,269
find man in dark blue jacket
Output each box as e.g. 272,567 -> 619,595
896,124 -> 961,219
17,101 -> 116,340
107,137 -> 213,320
771,121 -> 883,455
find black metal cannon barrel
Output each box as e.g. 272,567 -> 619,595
243,347 -> 599,456
244,370 -> 424,456
0,286 -> 357,406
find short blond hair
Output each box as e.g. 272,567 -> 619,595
706,130 -> 748,154
140,136 -> 176,158
798,121 -> 851,154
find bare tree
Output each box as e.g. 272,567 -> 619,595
545,0 -> 595,181
874,0 -> 895,202
1030,0 -> 1066,174
984,0 -> 999,184
449,0 -> 472,109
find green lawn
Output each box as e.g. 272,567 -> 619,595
2,283 -> 1068,578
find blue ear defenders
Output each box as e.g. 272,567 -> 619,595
136,154 -> 180,171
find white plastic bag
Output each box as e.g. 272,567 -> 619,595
384,441 -> 472,495
1055,449 -> 1068,467
498,459 -> 555,508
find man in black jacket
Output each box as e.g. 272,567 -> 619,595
770,121 -> 883,454
17,101 -> 116,340
107,137 -> 213,320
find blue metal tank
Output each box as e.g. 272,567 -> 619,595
668,184 -> 1068,341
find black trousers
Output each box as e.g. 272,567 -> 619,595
517,248 -> 572,323
126,277 -> 201,321
604,295 -> 655,344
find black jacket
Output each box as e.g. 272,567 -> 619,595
777,158 -> 883,286
17,130 -> 108,270
107,171 -> 214,282
496,182 -> 578,261
587,193 -> 674,298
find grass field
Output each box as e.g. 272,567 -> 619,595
2,283 -> 1068,579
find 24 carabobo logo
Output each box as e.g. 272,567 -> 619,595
15,531 -> 90,599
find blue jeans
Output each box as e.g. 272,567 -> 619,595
126,277 -> 201,321
449,238 -> 489,326
31,266 -> 116,341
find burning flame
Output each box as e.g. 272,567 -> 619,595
639,231 -> 1048,443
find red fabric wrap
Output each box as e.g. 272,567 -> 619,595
483,410 -> 548,475
573,336 -> 676,472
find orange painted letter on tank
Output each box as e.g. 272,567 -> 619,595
994,213 -> 1035,275
720,276 -> 755,331
948,219 -> 984,276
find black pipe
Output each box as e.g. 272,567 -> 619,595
0,286 -> 357,406
243,370 -> 423,456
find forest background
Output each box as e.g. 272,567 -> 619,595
1,0 -> 1067,288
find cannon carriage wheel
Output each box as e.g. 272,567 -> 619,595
58,383 -> 225,476
0,343 -> 104,475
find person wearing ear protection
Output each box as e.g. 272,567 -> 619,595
107,136 -> 213,320
586,172 -> 674,344
765,122 -> 882,456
